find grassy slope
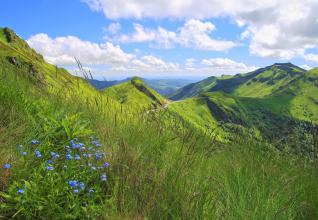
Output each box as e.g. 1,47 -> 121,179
103,77 -> 166,109
169,76 -> 218,100
1,27 -> 318,219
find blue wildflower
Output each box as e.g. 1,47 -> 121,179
66,149 -> 72,153
88,147 -> 92,151
104,162 -> 110,168
73,189 -> 79,194
4,163 -> 11,169
18,144 -> 23,149
83,153 -> 88,158
101,173 -> 107,182
21,151 -> 27,156
66,154 -> 73,160
79,182 -> 85,190
47,159 -> 53,164
75,154 -> 81,160
89,189 -> 94,193
51,152 -> 60,159
65,145 -> 70,149
91,166 -> 96,170
31,140 -> 40,145
87,154 -> 92,158
35,150 -> 42,158
92,140 -> 101,147
80,146 -> 86,151
17,189 -> 25,195
46,165 -> 54,171
94,153 -> 102,160
69,180 -> 78,188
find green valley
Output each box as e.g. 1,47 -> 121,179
1,27 -> 318,220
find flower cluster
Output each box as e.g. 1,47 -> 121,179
10,137 -> 110,196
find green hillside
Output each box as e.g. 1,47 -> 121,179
103,77 -> 166,109
1,27 -> 318,220
169,76 -> 218,100
172,63 -> 306,100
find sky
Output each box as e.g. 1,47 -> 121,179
1,0 -> 318,80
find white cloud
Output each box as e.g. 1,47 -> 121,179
304,53 -> 318,63
178,19 -> 236,51
27,33 -> 134,66
84,0 -> 318,60
109,20 -> 236,51
81,0 -> 277,19
26,33 -> 179,75
26,33 -> 257,78
105,22 -> 121,34
201,58 -> 258,72
300,64 -> 312,70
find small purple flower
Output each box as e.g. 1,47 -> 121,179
4,163 -> 11,169
17,189 -> 25,195
104,162 -> 110,168
31,140 -> 40,145
51,152 -> 60,159
35,150 -> 42,158
83,153 -> 88,158
101,173 -> 107,182
89,189 -> 94,193
66,154 -> 73,160
69,180 -> 78,188
88,147 -> 93,151
21,151 -> 27,156
80,146 -> 86,151
75,154 -> 81,160
94,153 -> 102,160
73,189 -> 79,194
18,144 -> 23,149
46,165 -> 54,171
79,182 -> 85,190
65,145 -> 70,149
47,159 -> 53,164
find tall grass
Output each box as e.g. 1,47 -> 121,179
0,54 -> 318,219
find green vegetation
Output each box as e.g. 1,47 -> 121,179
169,76 -> 218,100
1,27 -> 318,219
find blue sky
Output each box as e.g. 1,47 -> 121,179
1,0 -> 318,80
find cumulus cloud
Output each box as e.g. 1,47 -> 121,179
300,64 -> 312,70
26,33 -> 179,75
304,53 -> 318,63
27,33 -> 257,77
105,22 -> 121,34
110,20 -> 236,51
81,0 -> 276,19
27,33 -> 133,66
83,0 -> 318,60
201,58 -> 258,72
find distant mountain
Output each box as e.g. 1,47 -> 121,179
103,77 -> 166,108
88,78 -> 131,90
89,78 -> 194,96
144,78 -> 195,96
170,63 -> 306,100
169,76 -> 218,100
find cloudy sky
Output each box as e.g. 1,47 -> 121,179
1,0 -> 318,79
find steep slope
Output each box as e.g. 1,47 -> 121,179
144,78 -> 195,96
88,78 -> 131,90
172,63 -> 306,100
169,76 -> 218,100
103,77 -> 166,109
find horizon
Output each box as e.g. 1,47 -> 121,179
1,1 -> 318,79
